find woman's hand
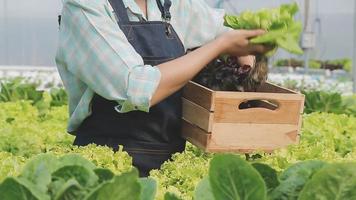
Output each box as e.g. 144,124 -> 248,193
218,30 -> 270,57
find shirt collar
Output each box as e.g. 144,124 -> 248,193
122,0 -> 147,20
107,0 -> 163,22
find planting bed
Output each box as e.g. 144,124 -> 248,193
0,99 -> 355,199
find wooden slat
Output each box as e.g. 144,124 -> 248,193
257,82 -> 298,94
181,120 -> 210,151
183,81 -> 215,111
182,98 -> 214,132
213,97 -> 303,124
211,123 -> 299,150
181,120 -> 302,153
300,94 -> 306,114
182,121 -> 300,153
214,91 -> 304,101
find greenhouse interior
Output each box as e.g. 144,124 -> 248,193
0,0 -> 356,199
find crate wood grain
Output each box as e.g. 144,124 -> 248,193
182,81 -> 305,153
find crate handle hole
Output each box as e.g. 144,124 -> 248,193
238,99 -> 279,111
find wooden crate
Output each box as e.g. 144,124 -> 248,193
181,81 -> 305,153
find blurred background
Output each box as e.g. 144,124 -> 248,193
0,0 -> 355,93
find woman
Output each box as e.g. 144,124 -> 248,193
56,0 -> 269,177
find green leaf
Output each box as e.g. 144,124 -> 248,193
139,178 -> 157,200
209,154 -> 267,200
94,168 -> 115,183
280,2 -> 299,16
19,154 -> 58,194
0,177 -> 50,200
48,178 -> 66,199
52,165 -> 99,188
269,160 -> 326,200
194,177 -> 215,200
49,88 -> 68,107
299,163 -> 356,200
164,192 -> 183,200
252,163 -> 279,193
224,15 -> 240,29
84,169 -> 141,200
58,154 -> 96,171
276,34 -> 303,55
53,178 -> 86,200
5,117 -> 15,124
250,29 -> 285,44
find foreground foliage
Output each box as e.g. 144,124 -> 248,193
2,153 -> 356,200
0,154 -> 151,200
0,101 -> 133,182
0,99 -> 355,199
195,155 -> 356,200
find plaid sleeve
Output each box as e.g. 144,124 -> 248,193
182,0 -> 230,49
60,0 -> 161,113
115,65 -> 161,113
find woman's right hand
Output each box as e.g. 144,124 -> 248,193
218,29 -> 270,57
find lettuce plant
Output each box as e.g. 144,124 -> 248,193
0,154 -> 154,200
194,154 -> 356,200
224,2 -> 303,55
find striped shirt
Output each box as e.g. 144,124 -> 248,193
55,0 -> 231,133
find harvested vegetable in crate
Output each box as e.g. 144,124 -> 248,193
193,56 -> 268,92
194,2 -> 303,92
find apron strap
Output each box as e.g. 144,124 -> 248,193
108,0 -> 130,24
156,0 -> 172,22
109,0 -> 172,25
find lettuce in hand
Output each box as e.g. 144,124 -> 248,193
224,2 -> 304,55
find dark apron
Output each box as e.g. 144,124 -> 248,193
74,0 -> 186,177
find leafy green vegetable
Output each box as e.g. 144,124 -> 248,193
224,2 -> 303,55
49,88 -> 68,107
164,192 -> 183,200
57,154 -> 96,171
19,155 -> 57,194
194,177 -> 214,200
84,169 -> 141,200
151,146 -> 211,200
0,177 -> 47,200
273,58 -> 352,71
0,101 -> 133,181
0,78 -> 44,105
0,154 -> 140,200
303,90 -> 356,116
252,163 -> 279,193
94,168 -> 115,184
209,154 -> 267,200
299,163 -> 356,200
268,160 -> 326,200
52,178 -> 84,200
139,178 -> 157,200
52,166 -> 99,188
